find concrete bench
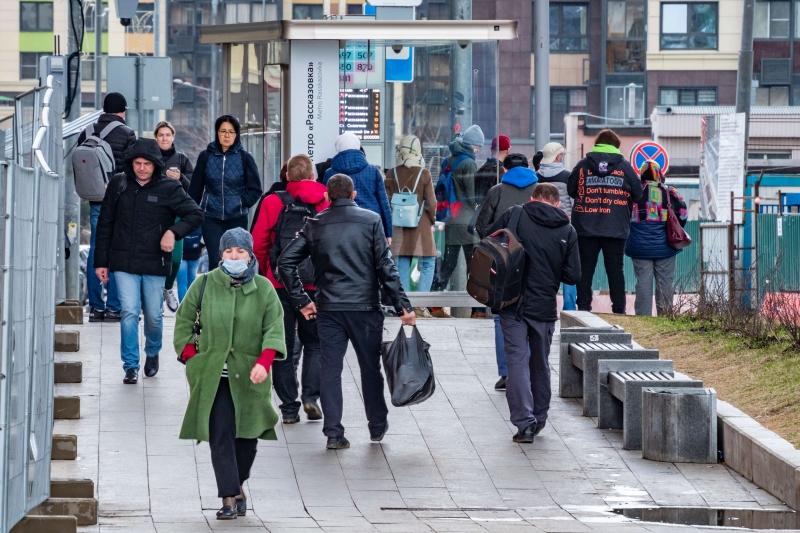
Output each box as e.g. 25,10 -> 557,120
558,327 -> 632,398
569,342 -> 659,417
642,387 -> 718,464
596,359 -> 703,450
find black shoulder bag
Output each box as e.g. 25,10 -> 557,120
178,273 -> 208,364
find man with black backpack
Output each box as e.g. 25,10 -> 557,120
251,154 -> 329,424
487,183 -> 581,443
75,92 -> 137,323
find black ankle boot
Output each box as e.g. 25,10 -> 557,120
216,497 -> 238,520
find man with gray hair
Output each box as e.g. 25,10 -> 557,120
278,174 -> 415,450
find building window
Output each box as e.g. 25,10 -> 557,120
755,0 -> 790,38
19,52 -> 49,79
606,0 -> 646,72
129,2 -> 154,33
544,3 -> 588,52
756,85 -> 790,105
85,2 -> 109,32
81,53 -> 107,81
293,4 -> 323,19
531,87 -> 588,136
226,2 -> 278,23
606,84 -> 645,123
20,2 -> 54,31
660,3 -> 718,50
659,87 -> 717,105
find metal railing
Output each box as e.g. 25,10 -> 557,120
0,77 -> 63,533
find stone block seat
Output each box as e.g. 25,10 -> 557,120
558,327 -> 632,398
642,387 -> 718,464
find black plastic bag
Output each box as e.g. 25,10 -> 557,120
381,326 -> 435,407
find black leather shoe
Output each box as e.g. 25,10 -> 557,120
282,413 -> 301,424
370,421 -> 389,442
533,420 -> 547,436
88,308 -> 105,322
326,436 -> 350,450
216,498 -> 237,520
144,355 -> 159,377
235,496 -> 246,516
513,424 -> 536,443
494,376 -> 507,390
104,310 -> 121,322
303,400 -> 322,421
123,368 -> 138,384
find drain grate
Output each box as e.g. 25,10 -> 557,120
382,507 -> 512,512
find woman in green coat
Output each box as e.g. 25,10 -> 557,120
175,228 -> 286,520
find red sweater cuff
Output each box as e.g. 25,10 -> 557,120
256,349 -> 277,370
181,344 -> 198,362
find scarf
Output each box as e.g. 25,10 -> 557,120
396,135 -> 425,168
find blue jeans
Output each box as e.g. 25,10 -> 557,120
562,284 -> 577,311
87,203 -> 120,312
395,256 -> 436,293
115,272 -> 166,371
177,259 -> 200,302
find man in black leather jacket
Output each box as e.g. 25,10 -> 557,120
278,174 -> 415,450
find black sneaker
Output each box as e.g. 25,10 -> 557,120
123,368 -> 138,384
494,376 -> 507,390
533,420 -> 547,436
282,413 -> 301,424
370,421 -> 389,442
88,308 -> 105,322
326,436 -> 350,450
303,400 -> 323,421
104,310 -> 121,322
512,423 -> 536,444
144,355 -> 159,378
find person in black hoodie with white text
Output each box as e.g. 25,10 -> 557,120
567,129 -> 642,314
488,183 -> 581,443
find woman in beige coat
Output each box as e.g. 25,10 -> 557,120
384,135 -> 437,317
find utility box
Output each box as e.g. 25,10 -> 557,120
107,56 -> 173,110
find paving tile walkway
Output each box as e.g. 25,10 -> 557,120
53,317 -> 799,532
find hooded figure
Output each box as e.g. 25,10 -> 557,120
625,160 -> 688,316
189,114 -> 264,269
323,134 -> 393,238
567,129 -> 642,314
474,153 -> 539,238
93,137 -> 204,384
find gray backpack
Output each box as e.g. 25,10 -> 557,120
72,122 -> 123,202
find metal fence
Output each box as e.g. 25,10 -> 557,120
757,213 -> 800,294
0,77 -> 63,533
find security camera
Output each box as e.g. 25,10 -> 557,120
391,44 -> 403,54
458,40 -> 469,49
114,0 -> 138,26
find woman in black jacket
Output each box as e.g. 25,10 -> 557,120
188,115 -> 263,270
155,121 -> 194,312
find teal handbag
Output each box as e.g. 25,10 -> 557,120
391,167 -> 425,228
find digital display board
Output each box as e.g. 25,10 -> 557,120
339,88 -> 380,140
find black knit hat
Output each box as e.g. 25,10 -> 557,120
503,153 -> 529,170
103,92 -> 128,113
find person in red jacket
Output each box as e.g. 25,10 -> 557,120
252,154 -> 329,424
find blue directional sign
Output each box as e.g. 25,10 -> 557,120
386,46 -> 414,83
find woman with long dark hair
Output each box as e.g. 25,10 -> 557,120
189,115 -> 263,269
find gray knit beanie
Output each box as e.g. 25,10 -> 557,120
462,125 -> 485,147
219,227 -> 254,257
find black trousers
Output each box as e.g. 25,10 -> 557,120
209,377 -> 258,498
273,288 -> 321,416
576,236 -> 627,314
316,310 -> 388,439
433,243 -> 475,291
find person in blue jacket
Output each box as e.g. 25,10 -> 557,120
323,133 -> 392,240
189,115 -> 263,269
624,160 -> 688,316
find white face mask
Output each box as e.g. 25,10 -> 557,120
221,258 -> 248,276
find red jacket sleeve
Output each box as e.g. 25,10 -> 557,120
256,349 -> 277,370
251,194 -> 282,276
181,344 -> 198,362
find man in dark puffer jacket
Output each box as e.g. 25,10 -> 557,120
567,129 -> 642,314
94,138 -> 203,385
77,92 -> 137,173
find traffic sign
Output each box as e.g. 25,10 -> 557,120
630,141 -> 669,174
386,46 -> 414,83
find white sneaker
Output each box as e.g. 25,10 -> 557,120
164,287 -> 179,312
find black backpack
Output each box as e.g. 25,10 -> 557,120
467,206 -> 526,310
269,191 -> 317,285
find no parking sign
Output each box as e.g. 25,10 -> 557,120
630,141 -> 669,174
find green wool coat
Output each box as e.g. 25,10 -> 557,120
174,268 -> 286,442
